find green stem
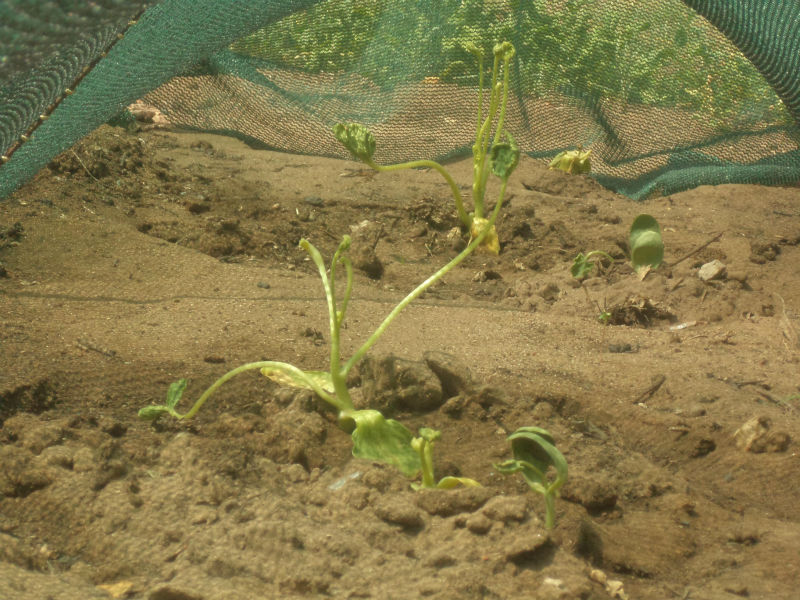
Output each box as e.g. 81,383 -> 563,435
421,440 -> 436,488
364,157 -> 470,229
303,238 -> 354,411
543,492 -> 556,530
343,179 -> 507,376
492,56 -> 512,149
472,54 -> 503,219
179,361 -> 342,419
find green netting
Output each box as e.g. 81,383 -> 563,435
2,0 -> 799,201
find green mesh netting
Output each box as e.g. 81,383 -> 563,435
1,0 -> 799,201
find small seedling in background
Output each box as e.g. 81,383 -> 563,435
629,214 -> 664,279
411,428 -> 481,490
335,41 -> 518,255
549,146 -> 592,175
495,426 -> 568,529
570,250 -> 614,323
570,249 -> 614,279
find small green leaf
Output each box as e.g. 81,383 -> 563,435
490,133 -> 520,180
138,405 -> 171,421
261,367 -> 334,393
333,122 -> 376,162
507,427 -> 568,493
570,253 -> 594,279
571,250 -> 613,280
348,410 -> 420,477
418,427 -> 441,443
629,214 -> 664,277
166,379 -> 187,410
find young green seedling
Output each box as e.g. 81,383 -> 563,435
629,214 -> 664,279
335,41 -> 517,254
549,146 -> 592,175
570,250 -> 614,324
570,250 -> 614,280
140,43 -> 521,484
495,426 -> 568,529
411,428 -> 481,490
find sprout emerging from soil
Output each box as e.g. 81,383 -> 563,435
495,427 -> 568,529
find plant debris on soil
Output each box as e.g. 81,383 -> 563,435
1,124 -> 799,599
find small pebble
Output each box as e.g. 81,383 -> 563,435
698,260 -> 727,281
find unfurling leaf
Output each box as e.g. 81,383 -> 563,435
347,410 -> 420,477
166,379 -> 187,409
549,147 -> 592,175
490,133 -> 520,180
493,41 -> 516,61
470,217 -> 500,254
333,122 -> 376,162
495,426 -> 568,529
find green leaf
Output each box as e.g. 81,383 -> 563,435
506,427 -> 568,494
333,122 -> 376,162
570,252 -> 594,279
137,405 -> 171,421
348,410 -> 420,477
490,133 -> 520,180
261,367 -> 334,393
166,379 -> 187,410
629,214 -> 664,277
138,379 -> 187,421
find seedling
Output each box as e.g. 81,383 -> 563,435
411,428 -> 481,490
549,146 -> 592,175
335,41 -> 517,254
495,426 -> 568,529
140,43 -> 520,484
629,214 -> 664,279
570,250 -> 614,280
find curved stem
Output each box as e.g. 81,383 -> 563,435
180,361 -> 341,420
343,181 -> 507,376
365,157 -> 470,229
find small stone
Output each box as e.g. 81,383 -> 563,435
415,487 -> 493,517
465,512 -> 493,534
351,245 -> 383,279
698,260 -> 727,281
481,495 -> 528,522
359,354 -> 443,412
373,496 -> 424,529
734,416 -> 791,453
423,351 -> 472,398
303,195 -> 324,207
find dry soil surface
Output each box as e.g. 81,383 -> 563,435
1,124 -> 799,599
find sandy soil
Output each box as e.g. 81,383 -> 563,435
1,123 -> 799,599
